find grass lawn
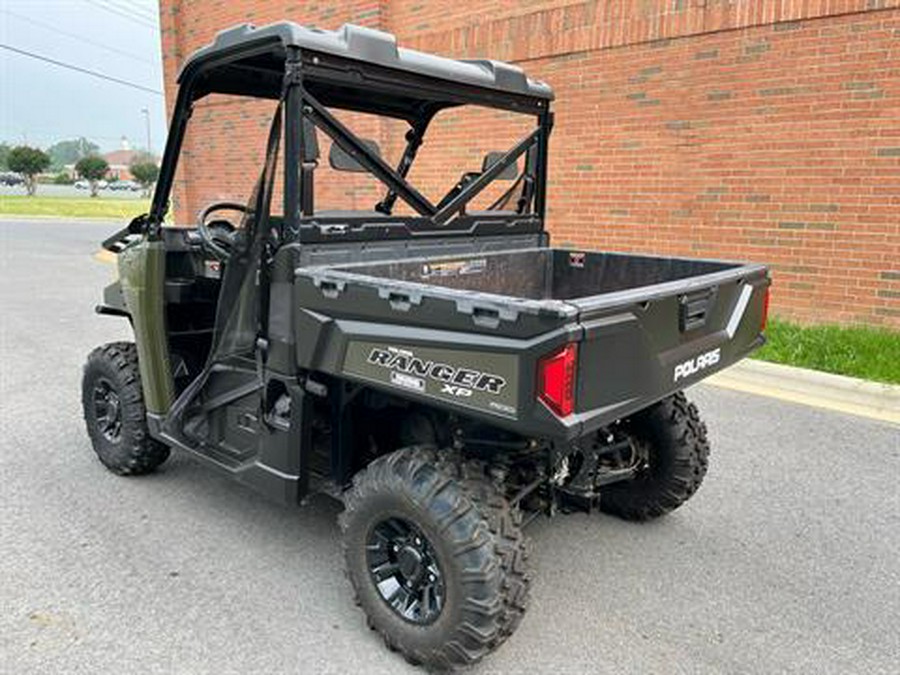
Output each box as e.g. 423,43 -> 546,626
754,318 -> 900,384
0,195 -> 150,220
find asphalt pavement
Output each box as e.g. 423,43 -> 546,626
1,219 -> 898,675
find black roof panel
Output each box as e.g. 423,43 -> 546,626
180,22 -> 554,101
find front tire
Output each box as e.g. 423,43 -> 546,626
82,342 -> 169,475
340,447 -> 529,669
600,392 -> 710,521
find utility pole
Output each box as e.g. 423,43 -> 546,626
141,107 -> 151,156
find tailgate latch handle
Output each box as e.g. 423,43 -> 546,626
679,288 -> 716,333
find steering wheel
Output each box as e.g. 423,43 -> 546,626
196,202 -> 247,260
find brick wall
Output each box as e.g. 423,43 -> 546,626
159,1 -> 900,327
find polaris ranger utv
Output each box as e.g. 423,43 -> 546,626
83,22 -> 770,669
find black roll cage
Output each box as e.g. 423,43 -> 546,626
149,41 -> 553,241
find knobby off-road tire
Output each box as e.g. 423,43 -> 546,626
600,392 -> 710,521
453,459 -> 529,645
340,446 -> 529,669
82,342 -> 170,475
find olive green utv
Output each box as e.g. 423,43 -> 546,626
82,22 -> 769,669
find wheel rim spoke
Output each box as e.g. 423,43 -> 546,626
93,379 -> 123,442
371,561 -> 400,582
366,517 -> 445,625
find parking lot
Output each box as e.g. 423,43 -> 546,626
1,219 -> 897,674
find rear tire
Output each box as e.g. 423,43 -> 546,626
82,342 -> 170,475
340,446 -> 529,669
600,392 -> 710,521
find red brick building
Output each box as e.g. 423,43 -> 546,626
159,1 -> 900,327
103,149 -> 143,181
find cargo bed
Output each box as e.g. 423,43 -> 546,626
297,247 -> 766,327
293,247 -> 769,439
327,248 -> 742,300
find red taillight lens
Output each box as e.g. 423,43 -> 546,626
537,343 -> 578,417
761,286 -> 771,333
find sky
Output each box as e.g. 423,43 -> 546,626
0,0 -> 166,155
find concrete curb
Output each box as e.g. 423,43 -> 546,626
705,358 -> 900,425
93,249 -> 117,264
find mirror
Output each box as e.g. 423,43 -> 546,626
329,138 -> 381,173
482,151 -> 519,180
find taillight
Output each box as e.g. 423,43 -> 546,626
760,286 -> 771,333
537,343 -> 578,417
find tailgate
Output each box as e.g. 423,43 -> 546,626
571,263 -> 769,433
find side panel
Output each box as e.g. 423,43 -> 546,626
298,315 -> 579,439
344,341 -> 520,420
118,240 -> 175,414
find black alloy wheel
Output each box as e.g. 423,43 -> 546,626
92,378 -> 122,442
367,516 -> 446,624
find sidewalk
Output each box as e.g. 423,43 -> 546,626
706,358 -> 900,425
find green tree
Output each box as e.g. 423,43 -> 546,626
75,155 -> 110,197
0,142 -> 10,170
129,161 -> 159,197
7,146 -> 51,195
47,137 -> 99,170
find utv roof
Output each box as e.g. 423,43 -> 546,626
179,22 -> 554,108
